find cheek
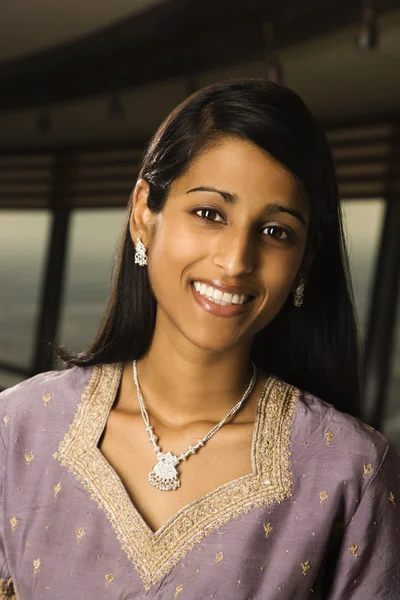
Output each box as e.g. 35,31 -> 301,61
255,253 -> 302,326
263,252 -> 301,296
151,219 -> 201,265
146,220 -> 202,296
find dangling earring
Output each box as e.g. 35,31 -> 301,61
134,238 -> 148,266
293,277 -> 305,307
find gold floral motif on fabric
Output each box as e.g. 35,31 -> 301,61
54,363 -> 299,589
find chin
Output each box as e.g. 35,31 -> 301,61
183,330 -> 245,354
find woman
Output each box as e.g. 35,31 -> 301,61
1,79 -> 399,600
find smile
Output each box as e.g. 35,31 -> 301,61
190,281 -> 255,318
192,281 -> 250,306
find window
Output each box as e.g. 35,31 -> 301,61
340,200 -> 385,339
58,209 -> 126,357
0,210 -> 50,388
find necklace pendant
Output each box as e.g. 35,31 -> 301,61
149,452 -> 181,491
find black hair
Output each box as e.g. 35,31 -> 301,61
58,78 -> 361,418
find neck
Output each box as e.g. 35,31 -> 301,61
121,330 -> 260,428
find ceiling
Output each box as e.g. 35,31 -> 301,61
0,0 -> 399,149
0,0 -> 166,62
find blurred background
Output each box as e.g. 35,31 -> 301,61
0,0 -> 399,447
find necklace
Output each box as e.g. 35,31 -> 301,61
132,360 -> 257,492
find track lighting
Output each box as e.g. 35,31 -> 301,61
36,108 -> 52,133
108,93 -> 126,120
356,0 -> 379,50
263,22 -> 283,84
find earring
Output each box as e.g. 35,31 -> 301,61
293,278 -> 305,307
134,238 -> 148,267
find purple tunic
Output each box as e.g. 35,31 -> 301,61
0,363 -> 399,599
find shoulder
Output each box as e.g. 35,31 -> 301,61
0,365 -> 93,412
280,379 -> 393,495
294,384 -> 390,485
294,386 -> 389,456
0,365 -> 94,445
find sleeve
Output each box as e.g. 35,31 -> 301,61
327,440 -> 400,599
0,400 -> 16,599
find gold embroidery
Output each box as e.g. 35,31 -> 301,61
389,492 -> 396,506
9,517 -> 19,531
33,558 -> 41,574
54,363 -> 298,590
76,527 -> 86,543
349,544 -> 358,557
324,431 -> 334,445
0,577 -> 16,600
104,573 -> 114,587
3,414 -> 9,428
175,585 -> 184,597
319,491 -> 328,505
363,464 -> 373,479
263,522 -> 273,538
215,551 -> 224,564
43,392 -> 52,405
301,561 -> 311,576
54,481 -> 62,498
25,451 -> 34,465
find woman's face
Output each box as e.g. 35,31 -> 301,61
140,137 -> 310,355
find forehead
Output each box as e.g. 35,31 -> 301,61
171,137 -> 308,215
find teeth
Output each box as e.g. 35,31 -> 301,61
212,289 -> 223,301
192,281 -> 249,306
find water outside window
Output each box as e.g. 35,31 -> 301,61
57,209 -> 126,359
0,210 -> 50,389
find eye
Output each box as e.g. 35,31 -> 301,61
193,208 -> 225,223
262,225 -> 293,242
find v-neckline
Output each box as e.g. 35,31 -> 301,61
54,362 -> 299,590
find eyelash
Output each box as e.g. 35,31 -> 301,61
192,207 -> 294,243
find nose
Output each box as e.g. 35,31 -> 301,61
213,228 -> 255,276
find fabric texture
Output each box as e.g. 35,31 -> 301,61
0,363 -> 399,599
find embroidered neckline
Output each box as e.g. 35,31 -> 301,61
54,363 -> 299,589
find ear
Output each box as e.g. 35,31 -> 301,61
129,178 -> 154,247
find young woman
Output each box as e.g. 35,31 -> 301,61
1,79 -> 399,600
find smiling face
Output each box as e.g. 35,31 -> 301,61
132,137 -> 310,357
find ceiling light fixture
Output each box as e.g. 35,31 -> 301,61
356,0 -> 379,50
263,22 -> 283,84
36,108 -> 53,133
108,93 -> 126,120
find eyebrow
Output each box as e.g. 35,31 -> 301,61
186,185 -> 307,228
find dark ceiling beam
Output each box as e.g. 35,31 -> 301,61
0,0 -> 398,112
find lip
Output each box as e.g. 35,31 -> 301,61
190,278 -> 256,298
190,282 -> 255,318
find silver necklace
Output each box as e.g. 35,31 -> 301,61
132,360 -> 257,492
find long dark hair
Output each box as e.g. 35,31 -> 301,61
59,79 -> 362,418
